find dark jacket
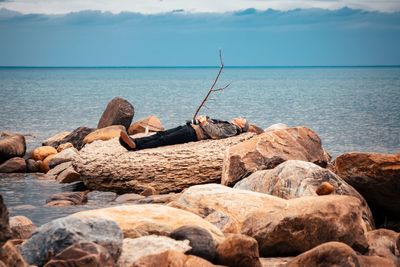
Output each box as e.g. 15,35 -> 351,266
191,119 -> 242,140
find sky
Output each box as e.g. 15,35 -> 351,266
0,1 -> 399,66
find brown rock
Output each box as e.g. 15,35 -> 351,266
32,146 -> 57,161
47,161 -> 72,176
97,97 -> 135,130
52,127 -> 95,150
222,126 -> 330,186
128,115 -> 164,135
114,193 -> 145,203
9,216 -> 36,240
56,166 -> 81,183
140,186 -> 157,197
57,142 -> 73,152
259,257 -> 293,267
365,229 -> 400,266
41,153 -> 57,173
26,159 -> 41,173
42,131 -> 71,147
0,157 -> 26,173
44,241 -> 115,267
0,134 -> 26,162
334,152 -> 400,218
129,250 -> 215,267
0,240 -> 28,267
83,125 -> 125,144
46,191 -> 87,206
0,195 -> 11,247
234,160 -> 374,230
358,255 -> 397,267
45,200 -> 75,206
216,234 -> 261,267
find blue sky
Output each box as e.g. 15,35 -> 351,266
0,1 -> 399,66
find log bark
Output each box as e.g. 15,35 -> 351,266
73,133 -> 255,194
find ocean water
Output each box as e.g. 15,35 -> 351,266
0,67 -> 399,225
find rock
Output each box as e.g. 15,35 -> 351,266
0,157 -> 26,173
169,225 -> 217,262
41,153 -> 57,173
47,161 -> 72,176
46,191 -> 87,206
45,200 -> 76,207
140,186 -> 157,197
222,126 -> 330,186
397,234 -> 400,252
32,146 -> 58,161
43,241 -> 115,267
57,142 -> 73,152
52,127 -> 95,150
74,133 -> 255,194
128,115 -> 164,135
0,195 -> 11,247
97,97 -> 135,130
334,152 -> 400,219
87,191 -> 117,203
71,204 -> 225,243
0,134 -> 26,162
114,193 -> 145,203
83,125 -> 125,145
358,255 -> 397,267
234,160 -> 374,230
42,131 -> 71,147
56,166 -> 81,183
127,250 -> 215,267
170,184 -> 368,256
216,234 -> 261,267
117,235 -> 191,267
365,229 -> 400,266
49,147 -> 78,169
264,123 -> 288,132
259,257 -> 293,267
26,159 -> 41,173
9,216 -> 36,239
20,216 -> 123,266
0,240 -> 28,267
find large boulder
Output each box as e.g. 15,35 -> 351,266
52,127 -> 95,150
0,195 -> 11,247
234,160 -> 374,230
169,184 -> 368,256
9,216 -> 37,240
365,229 -> 400,266
0,157 -> 26,173
71,204 -> 225,243
20,216 -> 123,266
128,115 -> 164,135
83,125 -> 125,145
42,131 -> 71,147
97,97 -> 134,130
0,134 -> 26,162
222,126 -> 330,186
44,242 -> 115,267
334,152 -> 400,219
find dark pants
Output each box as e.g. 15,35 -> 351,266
133,125 -> 197,150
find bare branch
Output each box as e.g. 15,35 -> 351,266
212,82 -> 231,92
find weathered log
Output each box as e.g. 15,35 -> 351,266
73,133 -> 255,194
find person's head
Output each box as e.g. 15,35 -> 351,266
231,117 -> 249,132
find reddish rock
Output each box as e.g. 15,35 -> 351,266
44,241 -> 115,267
32,146 -> 58,161
129,250 -> 215,267
40,154 -> 57,173
222,126 -> 330,186
97,97 -> 135,130
128,115 -> 164,135
365,229 -> 400,266
0,157 -> 26,173
9,216 -> 37,240
334,152 -> 400,218
0,240 -> 28,267
26,159 -> 41,173
46,191 -> 87,206
0,195 -> 11,247
0,134 -> 26,162
56,166 -> 81,184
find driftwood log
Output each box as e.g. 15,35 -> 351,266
73,133 -> 255,194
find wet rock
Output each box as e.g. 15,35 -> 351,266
43,241 -> 115,267
128,115 -> 164,135
0,240 -> 28,267
222,126 -> 330,186
61,181 -> 87,192
118,235 -> 191,267
97,97 -> 135,130
42,131 -> 71,147
46,191 -> 87,206
334,152 -> 400,219
49,147 -> 78,169
216,234 -> 261,267
0,195 -> 11,247
20,216 -> 123,266
234,160 -> 374,230
169,225 -> 216,262
87,191 -> 117,203
0,157 -> 26,173
41,153 -> 57,173
170,184 -> 368,257
365,229 -> 400,266
56,142 -> 73,152
71,204 -> 225,243
9,216 -> 36,240
83,125 -> 125,145
56,166 -> 81,183
26,159 -> 41,173
264,123 -> 288,132
0,134 -> 26,162
47,161 -> 72,176
32,146 -> 58,161
114,193 -> 145,203
53,127 -> 95,150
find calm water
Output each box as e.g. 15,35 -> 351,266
1,67 -> 399,224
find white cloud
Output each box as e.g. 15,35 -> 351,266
1,0 -> 400,14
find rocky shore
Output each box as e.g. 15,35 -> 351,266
0,96 -> 399,266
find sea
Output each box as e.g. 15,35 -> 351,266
1,66 -> 399,225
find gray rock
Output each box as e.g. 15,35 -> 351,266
49,148 -> 78,169
42,131 -> 71,147
56,166 -> 81,184
20,216 -> 123,266
264,123 -> 288,132
0,157 -> 26,173
47,161 -> 72,176
87,191 -> 117,203
97,97 -> 135,130
0,134 -> 26,162
114,193 -> 145,203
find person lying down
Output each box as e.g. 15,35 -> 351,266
119,115 -> 264,151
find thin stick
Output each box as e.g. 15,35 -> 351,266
193,50 -> 229,120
